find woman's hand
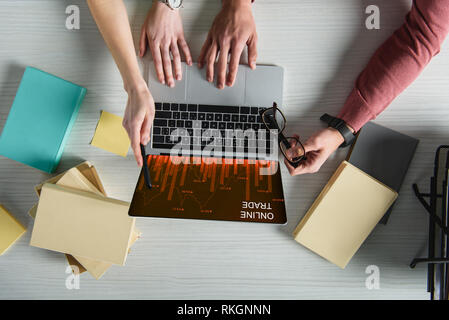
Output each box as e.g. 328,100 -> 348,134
198,0 -> 257,89
122,83 -> 155,167
139,1 -> 192,87
87,0 -> 156,167
284,128 -> 346,175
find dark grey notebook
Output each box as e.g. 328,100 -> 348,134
346,122 -> 419,224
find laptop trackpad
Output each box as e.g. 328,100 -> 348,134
186,66 -> 245,105
146,62 -> 187,103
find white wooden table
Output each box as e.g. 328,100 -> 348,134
1,0 -> 447,299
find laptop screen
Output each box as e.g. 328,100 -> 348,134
128,155 -> 286,224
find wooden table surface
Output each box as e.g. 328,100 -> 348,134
1,0 -> 447,299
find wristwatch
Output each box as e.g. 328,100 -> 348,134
320,113 -> 356,148
158,0 -> 183,10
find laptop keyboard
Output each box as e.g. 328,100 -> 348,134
152,102 -> 271,155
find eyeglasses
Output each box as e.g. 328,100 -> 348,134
261,102 -> 306,168
140,102 -> 305,190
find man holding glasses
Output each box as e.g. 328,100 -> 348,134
286,0 -> 449,175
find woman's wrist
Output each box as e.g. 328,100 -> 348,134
124,77 -> 148,95
152,0 -> 178,12
222,0 -> 252,10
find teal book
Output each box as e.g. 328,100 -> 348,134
0,67 -> 86,173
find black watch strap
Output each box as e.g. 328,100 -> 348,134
320,113 -> 356,148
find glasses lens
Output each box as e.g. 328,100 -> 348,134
280,137 -> 305,163
262,107 -> 286,132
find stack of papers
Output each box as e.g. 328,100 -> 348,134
29,161 -> 140,279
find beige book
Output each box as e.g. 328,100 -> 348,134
30,162 -> 106,218
30,166 -> 140,278
293,161 -> 398,269
33,161 -> 106,197
29,163 -> 107,274
30,183 -> 135,266
0,205 -> 26,255
66,254 -> 87,274
28,204 -> 39,219
74,228 -> 141,279
56,167 -> 104,195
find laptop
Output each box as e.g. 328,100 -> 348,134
128,62 -> 287,224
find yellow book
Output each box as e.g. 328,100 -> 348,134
30,184 -> 135,266
293,161 -> 398,268
0,205 -> 26,255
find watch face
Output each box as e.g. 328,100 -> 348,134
167,0 -> 182,8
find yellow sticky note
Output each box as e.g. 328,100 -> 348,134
0,205 -> 26,255
91,111 -> 130,157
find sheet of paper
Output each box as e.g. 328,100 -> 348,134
91,111 -> 130,157
0,205 -> 26,255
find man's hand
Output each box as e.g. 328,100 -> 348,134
139,1 -> 192,87
284,128 -> 345,175
198,0 -> 257,89
122,84 -> 155,167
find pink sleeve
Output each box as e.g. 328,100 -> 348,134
338,0 -> 449,132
